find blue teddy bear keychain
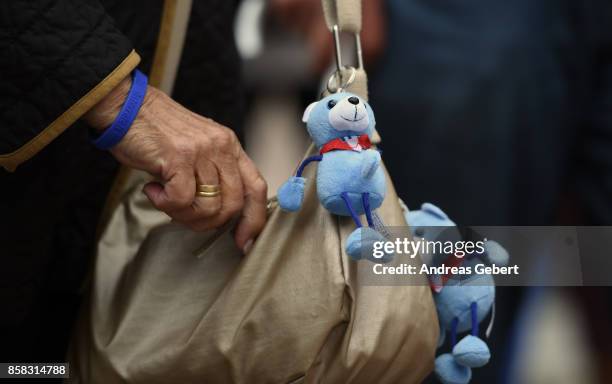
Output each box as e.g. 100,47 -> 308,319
277,92 -> 390,261
405,202 -> 509,384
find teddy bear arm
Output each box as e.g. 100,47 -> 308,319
360,149 -> 381,178
277,155 -> 322,212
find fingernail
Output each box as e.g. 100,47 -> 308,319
243,239 -> 254,255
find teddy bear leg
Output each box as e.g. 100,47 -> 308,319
341,192 -> 362,228
361,192 -> 375,227
342,192 -> 365,260
342,192 -> 391,262
361,192 -> 393,262
449,317 -> 459,347
433,317 -> 471,384
452,302 -> 491,368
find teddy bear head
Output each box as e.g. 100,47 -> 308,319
405,203 -> 509,271
406,203 -> 457,239
301,92 -> 376,148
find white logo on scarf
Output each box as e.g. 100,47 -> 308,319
344,136 -> 362,152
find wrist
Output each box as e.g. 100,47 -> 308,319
84,75 -> 133,132
88,70 -> 148,150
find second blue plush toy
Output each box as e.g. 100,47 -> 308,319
277,92 -> 390,262
404,203 -> 509,384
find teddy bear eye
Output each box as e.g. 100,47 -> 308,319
327,100 -> 337,109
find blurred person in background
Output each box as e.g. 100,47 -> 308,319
271,0 -> 612,382
367,1 -> 612,383
0,0 -> 267,365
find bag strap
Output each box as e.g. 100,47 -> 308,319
320,0 -> 368,101
321,0 -> 362,33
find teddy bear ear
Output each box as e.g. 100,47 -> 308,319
421,203 -> 448,220
302,101 -> 318,123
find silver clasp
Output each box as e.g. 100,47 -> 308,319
326,24 -> 364,93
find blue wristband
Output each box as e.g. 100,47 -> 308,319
92,69 -> 148,150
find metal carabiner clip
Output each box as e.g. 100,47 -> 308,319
326,24 -> 364,93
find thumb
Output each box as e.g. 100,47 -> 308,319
142,169 -> 195,212
142,181 -> 166,208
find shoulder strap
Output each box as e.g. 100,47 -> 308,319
320,0 -> 369,101
321,0 -> 362,33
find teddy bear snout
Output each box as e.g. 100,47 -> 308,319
328,97 -> 370,132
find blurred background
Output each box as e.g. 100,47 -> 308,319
235,0 -> 612,383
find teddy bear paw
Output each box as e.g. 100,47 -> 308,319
435,353 -> 472,384
346,227 -> 393,262
277,177 -> 306,212
452,335 -> 490,368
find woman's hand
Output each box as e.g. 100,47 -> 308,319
85,78 -> 267,253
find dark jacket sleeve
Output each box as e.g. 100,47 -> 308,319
0,0 -> 140,171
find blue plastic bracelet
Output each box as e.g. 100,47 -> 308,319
92,69 -> 147,150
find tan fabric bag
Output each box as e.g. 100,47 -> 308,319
68,146 -> 438,384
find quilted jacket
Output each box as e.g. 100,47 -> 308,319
0,0 -> 243,362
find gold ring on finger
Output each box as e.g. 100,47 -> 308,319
197,184 -> 221,193
196,190 -> 220,198
196,184 -> 220,197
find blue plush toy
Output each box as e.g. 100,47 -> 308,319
277,92 -> 390,261
404,202 -> 509,384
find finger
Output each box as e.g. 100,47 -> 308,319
171,158 -> 222,223
218,150 -> 244,223
187,141 -> 245,231
194,159 -> 223,216
234,149 -> 268,253
214,136 -> 245,223
143,167 -> 195,214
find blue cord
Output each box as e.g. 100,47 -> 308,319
362,193 -> 374,227
92,69 -> 148,150
341,192 -> 362,227
296,155 -> 322,177
450,317 -> 459,347
471,302 -> 478,336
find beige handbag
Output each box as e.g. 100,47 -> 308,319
68,1 -> 438,382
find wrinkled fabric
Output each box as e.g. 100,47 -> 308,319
69,145 -> 438,384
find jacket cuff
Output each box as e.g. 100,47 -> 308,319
0,50 -> 141,172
